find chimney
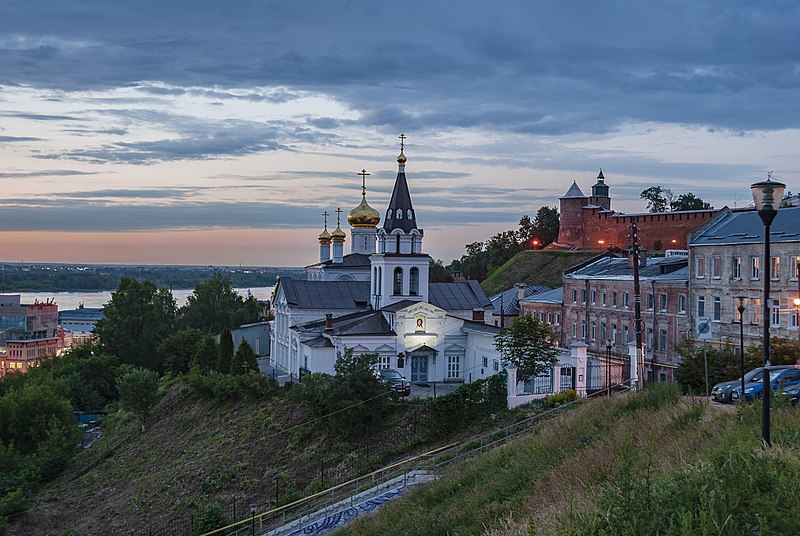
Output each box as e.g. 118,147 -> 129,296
627,247 -> 648,269
472,309 -> 485,322
515,283 -> 527,302
325,313 -> 333,331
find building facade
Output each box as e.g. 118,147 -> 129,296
1,295 -> 62,376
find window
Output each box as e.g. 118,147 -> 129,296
409,267 -> 419,296
591,290 -> 596,305
752,298 -> 761,325
482,356 -> 488,368
572,323 -> 577,337
447,355 -> 461,378
581,289 -> 586,304
571,288 -> 577,303
602,290 -> 607,306
659,329 -> 667,351
713,296 -> 721,321
697,295 -> 705,318
771,299 -> 780,327
378,354 -> 392,369
623,292 -> 630,308
791,306 -> 798,329
792,256 -> 800,280
396,208 -> 403,219
695,255 -> 705,278
678,294 -> 686,313
732,257 -> 742,279
647,328 -> 654,349
547,312 -> 552,323
611,324 -> 617,341
555,313 -> 561,324
590,321 -> 597,340
493,360 -> 499,372
646,293 -> 654,310
581,320 -> 586,339
771,256 -> 780,279
393,267 -> 403,295
612,291 -> 618,307
751,256 -> 760,279
600,322 -> 606,341
710,256 -> 721,278
659,293 -> 668,312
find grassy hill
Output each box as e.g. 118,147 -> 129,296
344,387 -> 800,536
481,250 -> 599,295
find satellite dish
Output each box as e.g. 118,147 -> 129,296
696,317 -> 712,340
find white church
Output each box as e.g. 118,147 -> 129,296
270,139 -> 503,384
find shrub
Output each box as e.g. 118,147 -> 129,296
539,389 -> 578,410
186,372 -> 277,400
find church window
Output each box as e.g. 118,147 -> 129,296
397,209 -> 403,219
393,267 -> 403,295
396,235 -> 401,253
410,267 -> 419,295
386,209 -> 392,219
447,355 -> 461,379
407,209 -> 413,219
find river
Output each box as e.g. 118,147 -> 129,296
11,287 -> 275,311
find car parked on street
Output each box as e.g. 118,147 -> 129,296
731,366 -> 800,403
379,369 -> 411,397
711,367 -> 761,403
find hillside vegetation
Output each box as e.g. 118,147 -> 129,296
481,250 -> 599,295
344,386 -> 800,536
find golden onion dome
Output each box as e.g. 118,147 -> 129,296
347,195 -> 381,228
397,151 -> 407,166
318,228 -> 331,243
331,224 -> 346,241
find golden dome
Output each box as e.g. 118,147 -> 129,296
318,228 -> 331,243
331,225 -> 346,241
397,151 -> 407,165
348,195 -> 381,228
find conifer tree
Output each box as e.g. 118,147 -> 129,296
218,329 -> 234,374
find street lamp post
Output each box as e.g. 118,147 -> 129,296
735,296 -> 748,400
795,255 -> 800,349
250,503 -> 257,536
605,339 -> 613,397
751,177 -> 786,447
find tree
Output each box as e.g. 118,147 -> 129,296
533,206 -> 560,246
517,215 -> 537,246
231,340 -> 259,375
158,327 -> 205,375
116,368 -> 161,431
672,192 -> 713,211
429,259 -> 454,283
94,277 -> 176,372
674,338 -> 735,394
218,329 -> 234,374
180,272 -> 260,334
191,334 -> 219,374
494,314 -> 559,379
640,186 -> 669,213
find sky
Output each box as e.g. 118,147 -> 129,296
1,1 -> 799,267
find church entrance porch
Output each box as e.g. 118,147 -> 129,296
410,355 -> 428,383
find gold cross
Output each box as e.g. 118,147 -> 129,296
322,210 -> 329,230
358,169 -> 370,195
398,133 -> 406,152
336,207 -> 342,226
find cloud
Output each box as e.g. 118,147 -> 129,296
0,135 -> 43,142
0,169 -> 99,178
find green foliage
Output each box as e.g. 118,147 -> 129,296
191,334 -> 219,375
615,382 -> 681,416
231,340 -> 259,375
420,372 -> 508,438
640,185 -> 670,212
94,276 -> 177,372
159,327 -> 205,375
179,272 -> 261,333
116,368 -> 161,426
494,314 -> 559,379
218,329 -> 234,374
672,192 -> 713,211
480,250 -> 598,296
538,389 -> 578,410
640,186 -> 712,213
186,371 -> 278,400
192,501 -> 227,534
428,259 -> 454,283
0,380 -> 73,453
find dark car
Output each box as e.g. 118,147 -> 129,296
731,366 -> 800,403
711,367 -> 762,403
777,382 -> 800,406
379,369 -> 411,397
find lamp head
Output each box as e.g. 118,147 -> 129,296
735,295 -> 748,312
750,177 -> 786,225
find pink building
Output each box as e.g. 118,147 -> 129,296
0,295 -> 63,376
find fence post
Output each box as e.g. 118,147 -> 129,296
233,495 -> 237,522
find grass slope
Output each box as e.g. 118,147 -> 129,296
343,387 -> 800,536
481,251 -> 599,295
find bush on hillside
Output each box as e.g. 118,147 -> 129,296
186,371 -> 278,400
420,372 -> 507,438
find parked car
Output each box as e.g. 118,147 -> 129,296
731,366 -> 800,403
379,369 -> 411,397
711,367 -> 761,403
777,382 -> 800,406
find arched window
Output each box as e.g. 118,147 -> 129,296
377,267 -> 382,294
396,234 -> 401,253
410,267 -> 419,296
386,209 -> 392,219
393,267 -> 403,295
396,209 -> 403,219
407,209 -> 413,219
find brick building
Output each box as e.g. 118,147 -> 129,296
555,171 -> 718,251
522,252 -> 690,382
688,206 -> 800,348
0,294 -> 63,376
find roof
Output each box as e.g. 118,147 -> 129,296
383,169 -> 419,233
565,256 -> 689,281
279,278 -> 371,310
456,317 -> 502,334
429,281 -> 492,311
521,287 -> 564,305
381,299 -> 420,312
690,206 -> 800,246
306,253 -> 372,270
561,181 -> 586,199
297,310 -> 395,337
489,285 -> 551,315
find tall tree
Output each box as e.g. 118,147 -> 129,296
672,193 -> 713,211
94,277 -> 176,372
116,368 -> 161,431
640,186 -> 669,213
191,334 -> 219,375
218,329 -> 234,374
158,328 -> 204,375
231,340 -> 259,375
428,259 -> 454,283
533,206 -> 560,246
180,272 -> 260,334
494,314 -> 559,379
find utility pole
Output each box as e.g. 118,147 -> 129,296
631,217 -> 644,390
